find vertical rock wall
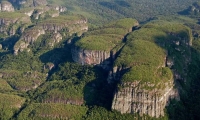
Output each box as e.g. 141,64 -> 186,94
71,47 -> 111,68
112,82 -> 178,118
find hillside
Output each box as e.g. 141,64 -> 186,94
46,0 -> 198,25
1,0 -> 200,120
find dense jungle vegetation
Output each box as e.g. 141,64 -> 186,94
1,0 -> 200,120
47,0 -> 198,25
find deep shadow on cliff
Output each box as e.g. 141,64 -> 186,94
39,36 -> 81,78
166,45 -> 200,120
83,66 -> 115,109
152,32 -> 200,119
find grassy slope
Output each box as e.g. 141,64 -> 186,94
75,18 -> 138,51
116,20 -> 192,89
0,93 -> 25,119
17,103 -> 88,120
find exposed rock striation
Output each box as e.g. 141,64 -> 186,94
72,47 -> 111,68
111,21 -> 192,118
14,27 -> 45,54
72,18 -> 139,68
112,81 -> 178,118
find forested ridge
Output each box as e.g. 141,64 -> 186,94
47,0 -> 198,25
1,0 -> 200,120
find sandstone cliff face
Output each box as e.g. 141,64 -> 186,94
72,47 -> 111,66
0,1 -> 14,12
72,18 -> 138,69
112,82 -> 178,118
22,28 -> 45,43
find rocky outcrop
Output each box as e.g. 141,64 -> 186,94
48,33 -> 62,47
72,19 -> 139,68
112,81 -> 178,118
0,1 -> 14,12
72,47 -> 111,66
21,28 -> 45,43
14,28 -> 45,54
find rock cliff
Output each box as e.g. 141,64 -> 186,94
111,21 -> 192,118
72,47 -> 111,67
112,81 -> 178,117
72,18 -> 139,68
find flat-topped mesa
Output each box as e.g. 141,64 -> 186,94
112,81 -> 178,118
111,40 -> 177,118
111,21 -> 192,118
72,18 -> 139,68
0,1 -> 14,12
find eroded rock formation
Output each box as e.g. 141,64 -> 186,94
112,82 -> 178,118
72,47 -> 111,68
